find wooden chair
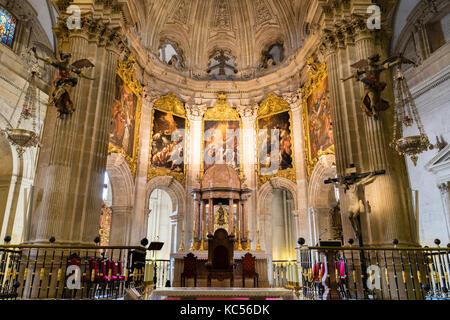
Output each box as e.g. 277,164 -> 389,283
181,253 -> 197,287
242,252 -> 258,287
206,228 -> 235,287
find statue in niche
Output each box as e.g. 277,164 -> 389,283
32,42 -> 95,117
329,201 -> 343,241
341,53 -> 415,118
214,203 -> 229,231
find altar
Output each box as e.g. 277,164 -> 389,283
171,250 -> 270,288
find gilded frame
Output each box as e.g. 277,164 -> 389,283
200,93 -> 243,179
147,93 -> 188,186
302,58 -> 334,179
256,93 -> 296,187
108,56 -> 142,179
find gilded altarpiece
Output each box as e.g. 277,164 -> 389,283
108,57 -> 142,178
148,93 -> 187,186
257,93 -> 295,187
302,59 -> 334,179
201,93 -> 243,178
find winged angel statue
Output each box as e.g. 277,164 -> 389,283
342,54 -> 415,118
32,42 -> 95,117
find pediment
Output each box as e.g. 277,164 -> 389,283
425,144 -> 450,174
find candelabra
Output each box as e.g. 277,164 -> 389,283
390,67 -> 433,165
179,222 -> 185,251
256,230 -> 262,251
237,230 -> 243,250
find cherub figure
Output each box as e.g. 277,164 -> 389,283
342,54 -> 415,118
32,42 -> 95,117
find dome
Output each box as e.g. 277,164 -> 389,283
131,0 -> 302,80
202,164 -> 241,189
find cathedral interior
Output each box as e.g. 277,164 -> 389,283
0,0 -> 449,301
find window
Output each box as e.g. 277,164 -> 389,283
159,42 -> 185,70
0,6 -> 16,47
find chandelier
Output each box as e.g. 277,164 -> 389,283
1,58 -> 42,157
390,67 -> 433,166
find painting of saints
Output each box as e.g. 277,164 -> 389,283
307,76 -> 333,160
258,111 -> 293,175
204,121 -> 240,174
151,110 -> 185,173
110,75 -> 138,157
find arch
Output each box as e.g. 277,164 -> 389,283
106,153 -> 134,207
145,175 -> 186,219
258,177 -> 298,217
308,154 -> 339,243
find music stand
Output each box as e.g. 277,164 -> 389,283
148,242 -> 164,286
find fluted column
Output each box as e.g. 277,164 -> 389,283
208,198 -> 213,235
283,92 -> 310,243
28,11 -> 126,245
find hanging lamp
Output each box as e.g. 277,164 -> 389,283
390,66 -> 433,165
1,58 -> 42,157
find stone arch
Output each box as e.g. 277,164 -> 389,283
145,175 -> 186,254
105,153 -> 135,245
258,177 -> 298,217
257,177 -> 298,255
308,154 -> 339,243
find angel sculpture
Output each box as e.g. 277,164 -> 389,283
32,42 -> 95,117
341,53 -> 415,118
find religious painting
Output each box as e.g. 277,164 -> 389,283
150,109 -> 186,173
203,120 -> 240,174
110,75 -> 138,158
256,93 -> 295,187
108,57 -> 142,178
201,93 -> 242,177
148,93 -> 187,186
302,58 -> 334,178
257,111 -> 293,175
0,7 -> 16,47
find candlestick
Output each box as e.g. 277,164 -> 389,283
246,230 -> 250,250
199,224 -> 205,251
256,230 -> 261,251
179,220 -> 185,251
237,230 -> 243,251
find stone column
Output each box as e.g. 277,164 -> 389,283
28,11 -> 126,245
237,104 -> 258,243
109,205 -> 133,246
193,193 -> 201,239
283,92 -> 310,244
318,2 -> 418,247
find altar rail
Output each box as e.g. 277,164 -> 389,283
0,244 -> 148,300
297,244 -> 450,300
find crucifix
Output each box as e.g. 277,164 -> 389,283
324,164 -> 385,246
207,50 -> 238,76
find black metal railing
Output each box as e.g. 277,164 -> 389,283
0,242 -> 148,300
297,240 -> 450,300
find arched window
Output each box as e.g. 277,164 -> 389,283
0,6 -> 17,47
100,172 -> 112,246
159,41 -> 185,70
260,42 -> 284,69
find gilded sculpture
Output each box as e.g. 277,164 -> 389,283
32,43 -> 95,117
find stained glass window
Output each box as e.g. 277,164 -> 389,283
0,7 -> 16,47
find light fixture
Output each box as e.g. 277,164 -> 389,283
1,57 -> 41,157
390,67 -> 433,165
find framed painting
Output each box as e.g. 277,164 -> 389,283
148,93 -> 187,186
108,57 -> 142,178
302,58 -> 334,178
201,93 -> 242,178
257,93 -> 295,187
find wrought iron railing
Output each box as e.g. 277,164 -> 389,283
144,259 -> 173,288
296,240 -> 450,300
0,243 -> 148,300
